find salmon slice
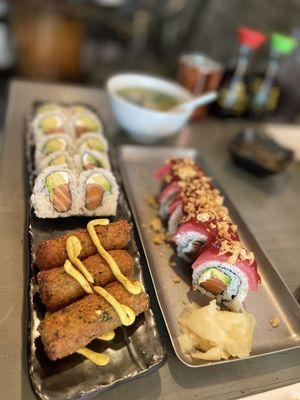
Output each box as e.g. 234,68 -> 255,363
75,125 -> 88,137
86,184 -> 104,210
52,183 -> 72,212
46,127 -> 64,134
84,162 -> 98,170
200,278 -> 227,295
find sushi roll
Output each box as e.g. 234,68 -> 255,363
75,149 -> 111,171
78,168 -> 119,216
35,134 -> 73,166
32,111 -> 68,138
174,220 -> 215,262
76,133 -> 108,153
158,181 -> 180,220
166,198 -> 183,235
192,245 -> 259,310
35,102 -> 65,115
69,110 -> 104,138
31,166 -> 79,218
37,151 -> 74,173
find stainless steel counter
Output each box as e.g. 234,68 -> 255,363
0,80 -> 299,400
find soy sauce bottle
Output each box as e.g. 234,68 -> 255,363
216,27 -> 266,118
248,33 -> 297,117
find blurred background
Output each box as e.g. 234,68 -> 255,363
1,0 -> 300,128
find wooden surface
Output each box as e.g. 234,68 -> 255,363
0,80 -> 299,400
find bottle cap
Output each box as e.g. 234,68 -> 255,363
271,33 -> 297,55
237,27 -> 267,50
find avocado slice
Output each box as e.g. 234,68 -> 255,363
200,268 -> 231,286
43,138 -> 65,155
39,116 -> 61,132
87,174 -> 111,192
45,172 -> 67,200
86,138 -> 104,152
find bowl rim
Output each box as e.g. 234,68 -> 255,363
106,72 -> 193,116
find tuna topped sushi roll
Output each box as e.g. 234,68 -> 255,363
78,168 -> 119,216
76,149 -> 111,171
31,166 -> 79,218
158,181 -> 180,220
35,134 -> 73,166
32,111 -> 68,138
192,241 -> 259,310
174,220 -> 215,262
69,110 -> 104,138
76,133 -> 108,153
155,157 -> 200,183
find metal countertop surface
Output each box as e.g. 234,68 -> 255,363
0,80 -> 299,400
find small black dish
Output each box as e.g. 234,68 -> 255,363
228,129 -> 294,177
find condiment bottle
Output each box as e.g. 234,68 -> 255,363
216,27 -> 266,117
248,33 -> 297,117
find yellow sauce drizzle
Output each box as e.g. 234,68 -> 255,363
76,348 -> 109,366
63,260 -> 93,294
94,286 -> 136,326
66,236 -> 94,284
87,219 -> 142,295
98,331 -> 115,341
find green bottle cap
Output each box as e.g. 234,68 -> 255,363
271,33 -> 298,55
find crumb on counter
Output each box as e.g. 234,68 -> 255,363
269,317 -> 280,328
149,217 -> 163,233
173,277 -> 181,284
144,194 -> 159,209
152,233 -> 166,245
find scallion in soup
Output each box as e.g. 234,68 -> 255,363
117,87 -> 181,111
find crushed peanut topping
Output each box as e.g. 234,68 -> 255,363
152,233 -> 166,245
145,194 -> 159,209
269,317 -> 280,328
149,217 -> 163,233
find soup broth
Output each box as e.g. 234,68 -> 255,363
117,87 -> 181,111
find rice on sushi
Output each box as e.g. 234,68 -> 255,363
77,168 -> 119,216
31,166 -> 79,218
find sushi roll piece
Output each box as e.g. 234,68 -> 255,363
158,181 -> 181,219
37,151 -> 74,173
75,149 -> 111,171
78,168 -> 119,216
155,158 -> 200,183
166,198 -> 183,235
192,245 -> 260,310
32,111 -> 68,138
69,110 -> 104,138
35,134 -> 73,166
174,220 -> 215,262
35,102 -> 65,115
31,166 -> 79,218
76,132 -> 108,153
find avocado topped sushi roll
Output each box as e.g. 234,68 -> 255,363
32,111 -> 68,138
69,111 -> 104,137
78,168 -> 119,216
31,166 -> 79,218
76,133 -> 108,153
76,149 -> 111,171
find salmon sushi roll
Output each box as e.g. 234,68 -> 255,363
32,111 -> 69,139
37,151 -> 75,173
35,102 -> 65,116
78,168 -> 119,216
31,166 -> 79,218
75,149 -> 111,172
75,132 -> 108,153
35,134 -> 73,167
68,110 -> 104,138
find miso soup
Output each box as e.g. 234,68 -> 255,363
117,87 -> 181,111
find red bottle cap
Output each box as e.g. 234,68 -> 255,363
237,27 -> 267,50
